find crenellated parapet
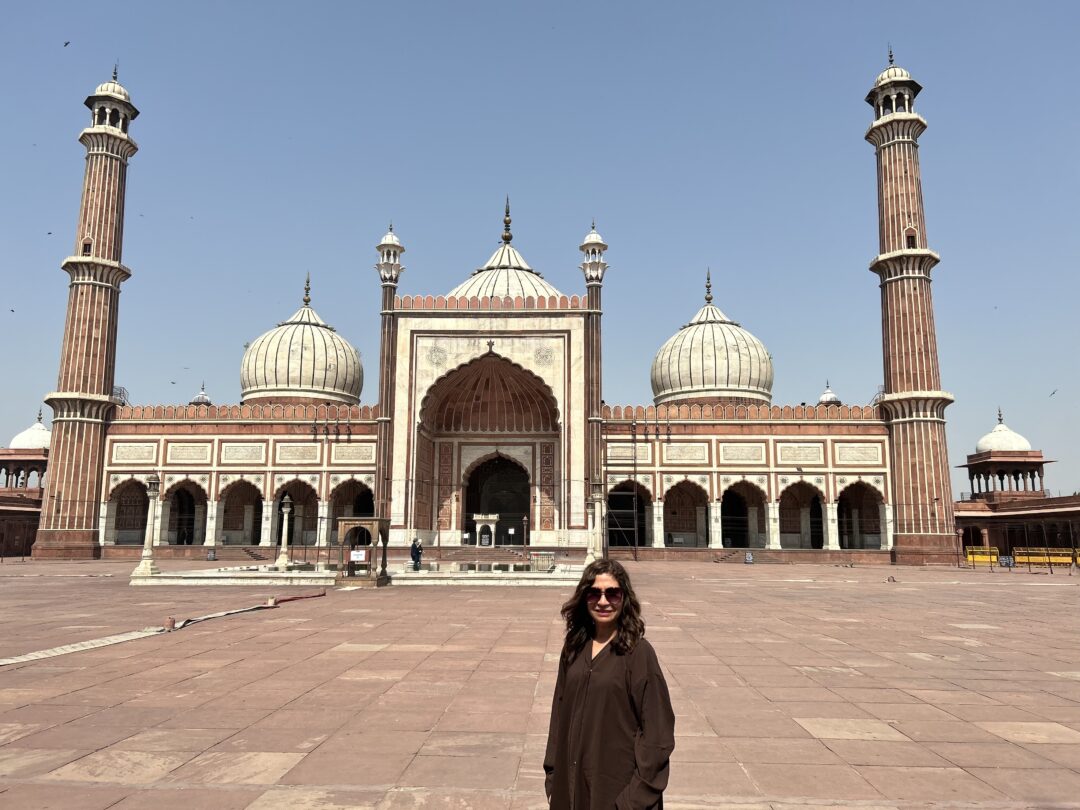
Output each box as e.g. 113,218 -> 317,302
602,403 -> 882,421
115,403 -> 378,422
395,293 -> 589,311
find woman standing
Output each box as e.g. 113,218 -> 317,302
544,560 -> 675,809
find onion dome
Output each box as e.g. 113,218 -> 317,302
651,272 -> 773,406
818,381 -> 841,405
189,383 -> 212,406
975,409 -> 1032,453
240,277 -> 362,404
9,410 -> 50,450
447,198 -> 564,300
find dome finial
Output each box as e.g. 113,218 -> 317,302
591,217 -> 596,231
388,221 -> 393,233
502,196 -> 513,244
113,61 -> 119,81
303,273 -> 311,306
887,45 -> 894,66
36,407 -> 43,423
997,406 -> 1003,424
704,268 -> 713,305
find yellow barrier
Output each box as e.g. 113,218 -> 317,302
965,546 -> 999,565
1013,547 -> 1075,566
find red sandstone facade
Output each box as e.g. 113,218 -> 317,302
34,77 -> 139,559
33,62 -> 965,564
865,60 -> 955,563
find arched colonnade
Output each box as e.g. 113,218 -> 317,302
606,478 -> 892,550
101,476 -> 375,547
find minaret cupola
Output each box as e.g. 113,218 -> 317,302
376,223 -> 405,285
865,48 -> 921,120
579,221 -> 608,285
85,66 -> 139,134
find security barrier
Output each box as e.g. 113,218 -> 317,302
965,546 -> 999,566
1013,547 -> 1075,567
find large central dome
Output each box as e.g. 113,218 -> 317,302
651,274 -> 773,406
446,200 -> 564,300
240,280 -> 362,404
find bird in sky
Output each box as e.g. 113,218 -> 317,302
1050,389 -> 1058,397
64,41 -> 70,47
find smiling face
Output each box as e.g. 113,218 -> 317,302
586,572 -> 623,634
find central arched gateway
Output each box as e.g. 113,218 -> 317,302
413,352 -> 561,545
463,456 -> 530,545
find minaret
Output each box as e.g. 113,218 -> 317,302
374,224 -> 404,522
580,221 -> 608,557
865,53 -> 955,562
35,72 -> 139,559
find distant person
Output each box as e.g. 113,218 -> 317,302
544,559 -> 675,809
410,537 -> 423,571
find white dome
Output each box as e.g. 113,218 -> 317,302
651,280 -> 773,406
240,286 -> 362,404
189,384 -> 212,406
581,227 -> 606,247
93,79 -> 131,103
10,413 -> 50,450
447,242 -> 564,300
818,383 -> 840,405
976,414 -> 1031,453
379,226 -> 402,248
874,64 -> 912,87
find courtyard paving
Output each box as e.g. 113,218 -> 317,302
1,558 -> 1080,808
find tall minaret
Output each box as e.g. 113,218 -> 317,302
580,222 -> 608,558
35,73 -> 139,559
374,224 -> 404,523
865,54 -> 955,562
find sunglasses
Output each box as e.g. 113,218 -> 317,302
585,586 -> 624,605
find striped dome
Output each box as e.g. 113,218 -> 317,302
651,278 -> 773,406
240,285 -> 362,404
447,242 -> 564,300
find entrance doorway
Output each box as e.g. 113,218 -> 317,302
464,457 -> 529,545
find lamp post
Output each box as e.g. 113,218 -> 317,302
522,513 -> 529,547
276,493 -> 293,569
132,473 -> 161,577
955,527 -> 964,569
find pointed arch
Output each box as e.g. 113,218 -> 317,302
419,352 -> 559,433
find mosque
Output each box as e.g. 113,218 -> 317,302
18,60 -> 979,565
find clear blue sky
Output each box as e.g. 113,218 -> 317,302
3,1 -> 1078,496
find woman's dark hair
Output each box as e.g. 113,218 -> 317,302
560,559 -> 645,664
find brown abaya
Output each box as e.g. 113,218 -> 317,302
544,637 -> 675,809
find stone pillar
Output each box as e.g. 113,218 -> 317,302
851,508 -> 861,549
643,504 -> 655,546
242,504 -> 254,545
708,501 -> 723,549
204,500 -> 218,546
748,506 -> 759,547
316,501 -> 330,547
799,505 -> 811,549
651,501 -> 665,548
194,503 -> 207,544
882,503 -> 894,550
824,503 -> 840,550
269,499 -> 280,546
765,502 -> 780,550
260,503 -> 273,547
695,506 -> 707,548
102,499 -> 117,545
155,500 -> 171,546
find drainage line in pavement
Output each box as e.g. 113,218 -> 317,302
0,590 -> 326,668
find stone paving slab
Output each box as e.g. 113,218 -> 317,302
1,561 -> 1080,807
